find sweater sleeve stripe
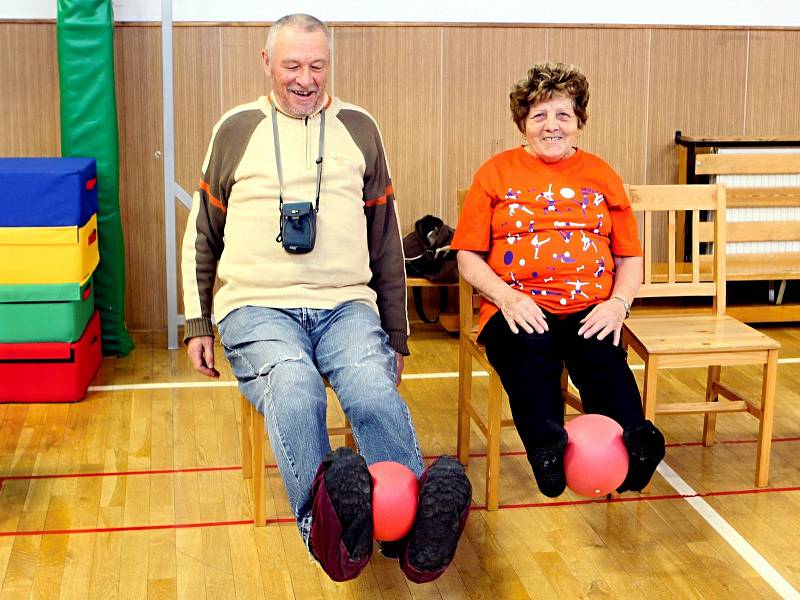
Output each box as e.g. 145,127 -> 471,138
364,184 -> 393,207
199,179 -> 227,213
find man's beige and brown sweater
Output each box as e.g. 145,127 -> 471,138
181,94 -> 409,354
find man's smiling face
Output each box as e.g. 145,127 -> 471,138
263,25 -> 329,118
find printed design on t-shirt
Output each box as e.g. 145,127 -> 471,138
537,184 -> 560,214
508,202 -> 536,233
530,234 -> 550,259
580,231 -> 597,252
531,288 -> 563,298
566,278 -> 590,300
494,179 -> 614,311
594,256 -> 606,277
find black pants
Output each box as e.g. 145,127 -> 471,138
480,307 -> 645,453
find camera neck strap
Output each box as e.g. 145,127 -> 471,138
271,103 -> 325,213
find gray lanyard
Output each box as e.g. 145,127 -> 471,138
271,103 -> 325,213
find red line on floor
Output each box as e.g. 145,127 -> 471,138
264,517 -> 296,525
464,435 -> 800,459
1,485 -> 799,537
0,435 -> 797,485
0,519 -> 254,538
1,435 -> 798,537
470,484 -> 800,511
0,465 -> 242,482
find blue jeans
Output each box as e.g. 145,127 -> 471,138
219,301 -> 424,541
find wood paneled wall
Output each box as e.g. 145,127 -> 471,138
2,22 -> 798,330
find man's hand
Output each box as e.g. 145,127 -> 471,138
187,335 -> 220,378
395,352 -> 404,386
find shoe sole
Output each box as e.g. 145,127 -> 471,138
405,456 -> 472,573
322,448 -> 373,561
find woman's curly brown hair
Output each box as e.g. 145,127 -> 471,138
510,62 -> 589,133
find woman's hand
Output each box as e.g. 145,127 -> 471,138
577,298 -> 627,345
458,250 -> 549,336
497,286 -> 549,335
579,255 -> 643,345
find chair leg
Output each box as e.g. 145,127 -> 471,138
343,416 -> 356,450
703,365 -> 721,446
561,367 -> 583,414
241,394 -> 253,479
457,342 -> 472,465
641,356 -> 658,424
755,349 -> 778,487
324,380 -> 356,450
252,402 -> 267,527
640,356 -> 659,495
485,371 -> 503,511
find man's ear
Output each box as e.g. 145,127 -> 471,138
261,49 -> 271,77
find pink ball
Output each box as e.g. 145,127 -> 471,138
564,414 -> 629,497
368,461 -> 419,541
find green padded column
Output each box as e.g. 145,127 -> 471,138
57,0 -> 133,356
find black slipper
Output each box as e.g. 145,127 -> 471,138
528,422 -> 568,498
616,420 -> 666,493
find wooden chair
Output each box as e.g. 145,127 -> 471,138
622,183 -> 780,488
455,188 -> 583,510
456,183 -> 781,507
240,387 -> 355,526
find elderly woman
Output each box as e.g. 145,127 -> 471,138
451,62 -> 665,497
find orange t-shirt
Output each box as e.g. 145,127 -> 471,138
451,147 -> 642,334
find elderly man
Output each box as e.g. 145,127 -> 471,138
181,13 -> 471,583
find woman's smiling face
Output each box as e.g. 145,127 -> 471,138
523,93 -> 580,163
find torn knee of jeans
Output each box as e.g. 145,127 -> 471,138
352,343 -> 388,368
257,352 -> 304,379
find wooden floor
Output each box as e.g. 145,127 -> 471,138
1,322 -> 799,599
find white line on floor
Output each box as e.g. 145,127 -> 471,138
88,356 -> 799,392
90,381 -> 239,391
657,462 -> 800,599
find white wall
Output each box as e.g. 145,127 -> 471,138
2,0 -> 798,26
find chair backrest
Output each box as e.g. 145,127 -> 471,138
456,188 -> 479,335
626,183 -> 727,316
456,183 -> 728,324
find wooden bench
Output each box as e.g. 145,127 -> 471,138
675,133 -> 800,322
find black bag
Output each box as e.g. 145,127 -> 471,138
403,215 -> 458,324
278,201 -> 317,254
402,215 -> 458,283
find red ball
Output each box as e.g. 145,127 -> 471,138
368,461 -> 419,541
564,414 -> 629,497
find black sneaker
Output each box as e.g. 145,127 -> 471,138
400,456 -> 472,584
309,447 -> 373,581
527,422 -> 568,498
616,420 -> 666,493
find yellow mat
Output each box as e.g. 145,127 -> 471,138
0,214 -> 99,285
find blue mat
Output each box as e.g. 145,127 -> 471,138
0,157 -> 98,227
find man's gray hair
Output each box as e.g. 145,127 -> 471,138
265,14 -> 331,59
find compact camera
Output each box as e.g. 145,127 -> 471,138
278,201 -> 317,254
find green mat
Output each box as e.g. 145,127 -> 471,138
57,0 -> 133,356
